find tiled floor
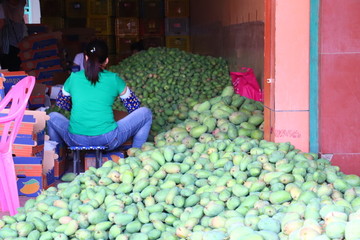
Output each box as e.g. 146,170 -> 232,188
1,149 -> 128,218
0,196 -> 35,218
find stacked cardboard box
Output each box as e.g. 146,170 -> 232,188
1,71 -> 47,109
0,74 -> 5,101
40,0 -> 65,31
165,0 -> 190,52
115,0 -> 140,60
87,0 -> 116,56
139,0 -> 165,50
65,0 -> 88,28
54,143 -> 67,179
84,151 -> 124,171
19,32 -> 64,86
0,110 -> 55,197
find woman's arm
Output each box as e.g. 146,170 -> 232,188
120,86 -> 141,113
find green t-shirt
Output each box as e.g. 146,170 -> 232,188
64,70 -> 126,136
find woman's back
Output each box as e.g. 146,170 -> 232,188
65,70 -> 126,135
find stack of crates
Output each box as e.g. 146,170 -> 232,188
139,0 -> 165,50
87,0 -> 116,55
18,32 -> 64,86
165,0 -> 190,52
64,0 -> 87,28
40,0 -> 65,31
115,0 -> 140,60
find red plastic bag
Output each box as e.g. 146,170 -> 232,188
230,67 -> 263,102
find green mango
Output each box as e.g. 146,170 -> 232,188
212,109 -> 232,119
248,114 -> 264,126
61,172 -> 77,182
195,100 -> 211,113
190,125 -> 208,138
75,229 -> 93,240
126,220 -> 142,233
221,86 -> 235,97
269,190 -> 292,204
87,208 -> 108,225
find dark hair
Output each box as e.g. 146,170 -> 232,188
84,39 -> 108,85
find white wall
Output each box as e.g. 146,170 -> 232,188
25,0 -> 41,23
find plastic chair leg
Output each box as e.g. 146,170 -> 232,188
6,154 -> 20,214
0,151 -> 19,215
0,154 -> 12,214
0,174 -> 9,212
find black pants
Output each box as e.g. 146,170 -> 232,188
0,45 -> 21,71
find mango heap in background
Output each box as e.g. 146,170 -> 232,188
111,47 -> 233,140
48,47 -> 232,140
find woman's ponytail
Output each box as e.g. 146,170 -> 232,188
84,39 -> 108,85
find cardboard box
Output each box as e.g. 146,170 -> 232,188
116,0 -> 139,18
84,151 -> 124,170
21,56 -> 62,71
1,110 -> 52,196
29,83 -> 47,109
14,156 -> 55,197
2,72 -> 46,108
53,142 -> 68,179
18,32 -> 62,51
23,110 -> 49,133
140,0 -> 165,19
0,113 -> 36,135
28,65 -> 64,80
65,0 -> 88,18
87,16 -> 115,35
26,23 -> 50,35
88,0 -> 114,17
165,0 -> 189,18
140,18 -> 165,36
2,71 -> 28,94
115,17 -> 139,36
49,85 -> 62,100
54,155 -> 67,179
19,45 -> 59,61
165,17 -> 189,36
0,73 -> 5,101
44,148 -> 60,180
165,35 -> 190,52
13,134 -> 44,157
2,110 -> 50,157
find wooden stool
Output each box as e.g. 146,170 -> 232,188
68,146 -> 108,174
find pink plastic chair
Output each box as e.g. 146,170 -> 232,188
0,76 -> 35,216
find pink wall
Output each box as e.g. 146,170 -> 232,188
267,0 -> 310,152
319,0 -> 360,175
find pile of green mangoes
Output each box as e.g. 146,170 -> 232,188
151,85 -> 264,148
1,87 -> 360,240
110,47 -> 232,139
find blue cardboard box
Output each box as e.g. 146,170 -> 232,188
14,156 -> 55,197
